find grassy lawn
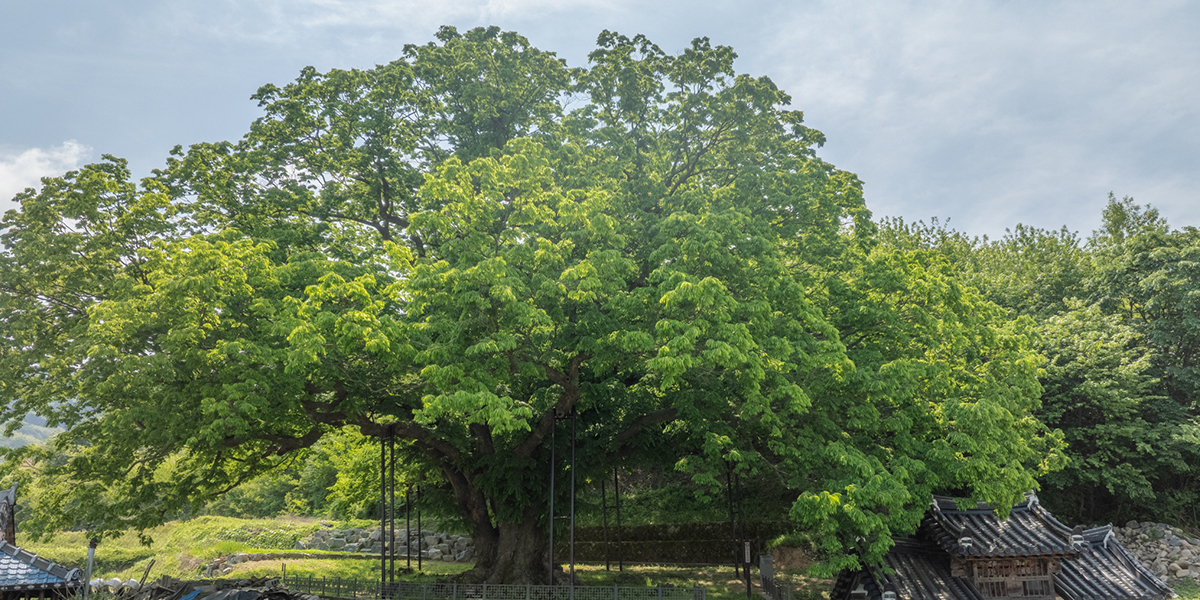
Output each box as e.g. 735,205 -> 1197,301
229,557 -> 834,600
13,515 -> 826,599
1174,579 -> 1199,600
15,515 -> 379,581
573,563 -> 831,600
236,558 -> 474,581
240,561 -> 830,600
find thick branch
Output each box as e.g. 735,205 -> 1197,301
513,352 -> 591,459
470,423 -> 496,455
442,465 -> 497,540
357,417 -> 463,463
260,425 -> 325,454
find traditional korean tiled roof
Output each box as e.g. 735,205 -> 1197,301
0,540 -> 81,591
1054,526 -> 1172,600
834,494 -> 1176,600
0,484 -> 15,507
922,493 -> 1081,558
832,538 -> 986,600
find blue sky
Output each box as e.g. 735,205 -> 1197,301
2,0 -> 1198,239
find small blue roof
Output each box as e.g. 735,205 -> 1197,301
0,540 -> 81,591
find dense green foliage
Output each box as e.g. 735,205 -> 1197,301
15,516 -> 381,581
879,196 -> 1200,528
12,24 -> 1177,583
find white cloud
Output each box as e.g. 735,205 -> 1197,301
4,1 -> 1197,237
158,0 -> 631,48
756,0 -> 1200,237
0,141 -> 92,206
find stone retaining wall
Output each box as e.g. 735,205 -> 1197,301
1111,520 -> 1200,582
202,528 -> 475,577
295,527 -> 475,563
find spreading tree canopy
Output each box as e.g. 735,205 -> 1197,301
0,27 -> 1060,582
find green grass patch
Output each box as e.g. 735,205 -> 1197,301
572,564 -> 830,600
235,558 -> 473,581
222,560 -> 831,600
1173,578 -> 1199,600
167,516 -> 376,551
16,516 -> 377,581
16,515 -> 832,599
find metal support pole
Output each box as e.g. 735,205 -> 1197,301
417,485 -> 423,572
83,538 -> 97,600
727,462 -> 737,578
570,410 -> 577,587
548,414 -> 556,585
601,479 -> 610,571
389,427 -> 396,585
380,434 -> 387,589
614,468 -> 623,572
737,471 -> 746,583
406,485 -> 412,571
744,541 -> 751,599
735,470 -> 750,596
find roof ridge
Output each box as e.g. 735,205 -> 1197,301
923,493 -> 1079,558
0,539 -> 82,583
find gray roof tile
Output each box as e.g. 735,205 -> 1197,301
1054,526 -> 1172,600
832,538 -> 987,600
0,540 -> 81,591
835,495 -> 1173,600
0,484 -> 15,508
922,493 -> 1079,558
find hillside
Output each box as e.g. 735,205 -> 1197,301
15,516 -> 385,581
0,414 -> 60,449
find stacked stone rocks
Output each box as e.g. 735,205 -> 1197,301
1111,520 -> 1200,582
294,527 -> 476,563
201,528 -> 476,576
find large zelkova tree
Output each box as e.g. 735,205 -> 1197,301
0,27 -> 1059,581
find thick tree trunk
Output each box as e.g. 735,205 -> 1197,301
462,503 -> 557,584
442,466 -> 564,585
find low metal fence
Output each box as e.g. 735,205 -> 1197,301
281,576 -> 705,600
284,575 -> 378,598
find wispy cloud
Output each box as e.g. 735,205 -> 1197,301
0,141 -> 92,207
157,0 -> 631,48
3,1 -> 1196,238
759,0 -> 1200,236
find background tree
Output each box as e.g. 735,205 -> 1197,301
878,198 -> 1200,529
1032,301 -> 1196,523
877,217 -> 1090,319
1078,197 -> 1200,524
